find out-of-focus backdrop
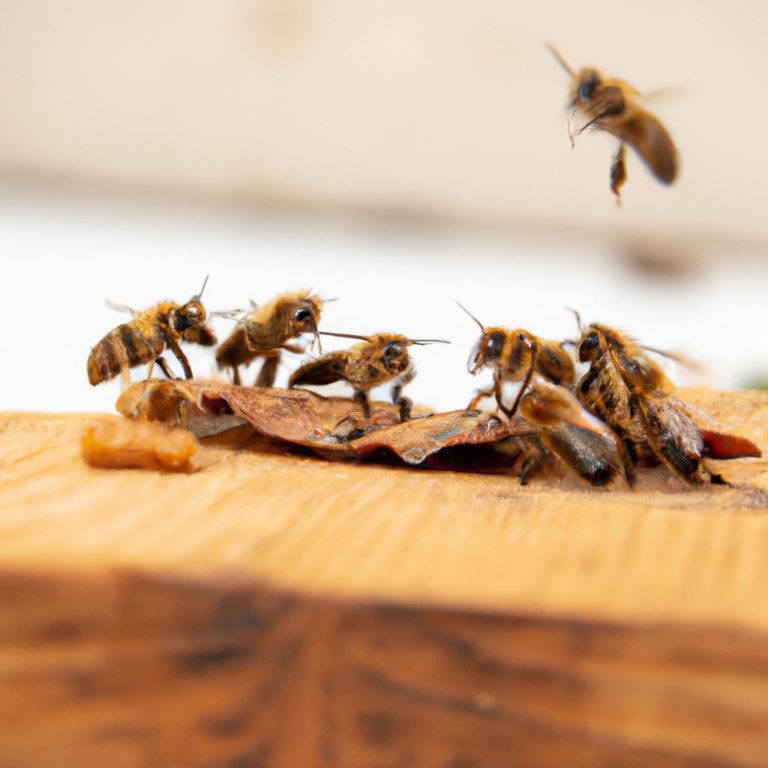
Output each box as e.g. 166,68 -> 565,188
1,1 -> 766,413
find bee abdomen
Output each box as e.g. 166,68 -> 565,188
87,324 -> 163,385
216,327 -> 253,369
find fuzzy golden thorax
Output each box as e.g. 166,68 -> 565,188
288,333 -> 414,393
577,323 -> 671,395
342,333 -> 412,389
243,291 -> 323,351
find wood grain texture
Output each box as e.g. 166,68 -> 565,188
1,388 -> 768,767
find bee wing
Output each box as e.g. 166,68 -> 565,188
105,300 -> 140,318
668,396 -> 762,459
621,109 -> 678,184
639,394 -> 704,481
607,342 -> 672,393
288,352 -> 347,388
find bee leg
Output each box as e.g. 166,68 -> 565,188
166,337 -> 194,380
519,454 -> 541,486
392,370 -> 416,422
231,367 -> 241,386
156,356 -> 176,380
618,438 -> 638,488
353,390 -> 371,419
255,354 -> 280,387
120,366 -> 132,391
610,143 -> 627,206
281,342 -> 304,355
144,358 -> 155,389
493,373 -> 506,414
392,386 -> 413,422
469,386 -> 494,411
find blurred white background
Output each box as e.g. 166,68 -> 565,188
0,1 -> 767,413
1,182 -> 766,414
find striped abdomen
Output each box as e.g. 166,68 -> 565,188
87,322 -> 165,385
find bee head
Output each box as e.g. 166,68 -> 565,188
290,296 -> 322,338
174,299 -> 207,331
577,325 -> 606,363
469,329 -> 506,375
380,336 -> 410,374
572,69 -> 601,105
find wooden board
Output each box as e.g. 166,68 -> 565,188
2,388 -> 768,767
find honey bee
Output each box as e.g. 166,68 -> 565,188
572,314 -> 760,484
547,43 -> 678,203
458,302 -> 575,417
288,331 -> 448,421
87,276 -> 217,386
216,290 -> 325,386
518,378 -> 623,487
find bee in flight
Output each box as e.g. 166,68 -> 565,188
572,313 -> 760,484
216,290 -> 325,386
458,302 -> 575,417
87,276 -> 217,386
289,331 -> 448,422
547,43 -> 678,203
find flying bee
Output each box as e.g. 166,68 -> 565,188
288,331 -> 449,422
518,378 -> 623,487
547,43 -> 678,203
216,291 -> 325,386
87,276 -> 217,386
458,302 -> 575,417
572,314 -> 760,484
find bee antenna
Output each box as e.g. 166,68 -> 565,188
456,301 -> 485,331
545,42 -> 575,78
322,297 -> 340,303
565,307 -> 583,333
210,308 -> 246,319
193,274 -> 210,302
408,338 -> 451,346
318,331 -> 370,342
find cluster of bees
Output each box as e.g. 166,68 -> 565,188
84,49 -> 705,483
87,279 -> 758,488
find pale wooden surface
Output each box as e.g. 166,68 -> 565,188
2,389 -> 768,767
1,387 -> 768,628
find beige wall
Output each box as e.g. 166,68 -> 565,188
0,1 -> 765,243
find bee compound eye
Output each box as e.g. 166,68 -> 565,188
579,74 -> 598,101
583,332 -> 599,350
294,308 -> 311,322
384,342 -> 404,357
486,332 -> 506,358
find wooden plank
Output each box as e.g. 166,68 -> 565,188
1,388 -> 768,766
